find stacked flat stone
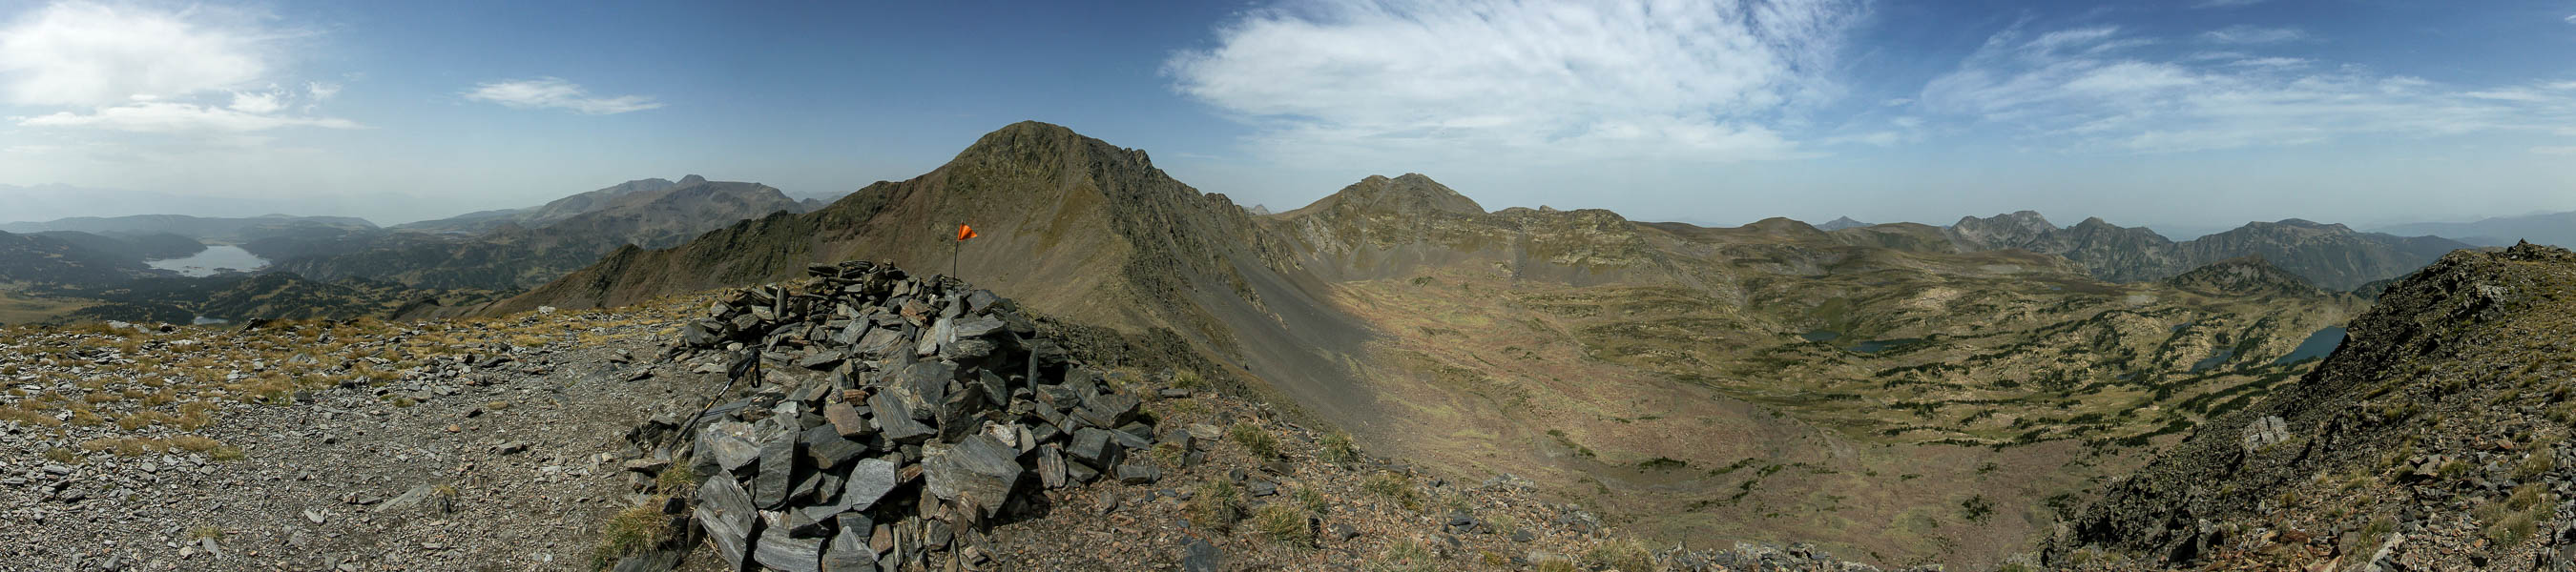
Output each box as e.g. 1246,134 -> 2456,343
668,260 -> 1165,572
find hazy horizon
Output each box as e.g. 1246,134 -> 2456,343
3,1 -> 2572,230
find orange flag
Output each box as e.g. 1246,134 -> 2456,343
956,224 -> 978,241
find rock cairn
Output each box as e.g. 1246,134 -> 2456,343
645,260 -> 1169,572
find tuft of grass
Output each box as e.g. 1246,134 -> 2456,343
1296,486 -> 1328,514
1362,471 -> 1423,511
2474,483 -> 2552,547
1230,422 -> 1279,460
1150,442 -> 1187,468
2438,459 -> 2476,480
1371,537 -> 1439,572
1585,538 -> 1653,572
1319,432 -> 1360,465
590,500 -> 674,570
1188,480 -> 1245,532
1171,368 -> 1209,391
186,524 -> 224,541
1535,559 -> 1581,572
43,447 -> 82,464
654,463 -> 700,495
1252,502 -> 1316,548
2513,448 -> 2555,480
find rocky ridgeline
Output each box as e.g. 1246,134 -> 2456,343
619,260 -> 1174,571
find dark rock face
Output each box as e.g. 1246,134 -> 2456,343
651,261 -> 1161,571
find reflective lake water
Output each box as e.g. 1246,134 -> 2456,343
146,245 -> 268,277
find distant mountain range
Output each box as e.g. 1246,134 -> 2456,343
1922,211 -> 2472,291
0,214 -> 377,241
2377,210 -> 2576,248
261,174 -> 820,290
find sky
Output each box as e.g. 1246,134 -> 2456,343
0,0 -> 2572,231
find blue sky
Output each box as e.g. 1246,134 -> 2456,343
1,0 -> 2571,232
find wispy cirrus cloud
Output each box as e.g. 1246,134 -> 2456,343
2200,25 -> 2309,45
1921,25 -> 2576,153
0,1 -> 357,133
2192,0 -> 2268,9
463,78 -> 662,114
1165,0 -> 1864,166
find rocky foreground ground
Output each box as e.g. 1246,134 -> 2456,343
0,265 -> 1916,571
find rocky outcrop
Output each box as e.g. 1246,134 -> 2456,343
613,260 -> 1172,571
2050,242 -> 2576,570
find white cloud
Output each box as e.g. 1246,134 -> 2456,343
305,81 -> 341,100
2200,25 -> 2309,45
229,91 -> 283,114
1164,0 -> 1861,165
2192,0 -> 2268,8
0,2 -> 275,107
0,2 -> 352,134
1922,26 -> 2576,153
18,100 -> 359,133
463,78 -> 662,114
2565,13 -> 2575,24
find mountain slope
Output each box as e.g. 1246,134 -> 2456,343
500,121 -> 1381,423
2051,242 -> 2576,570
0,231 -> 146,284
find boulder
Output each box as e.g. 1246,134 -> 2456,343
867,393 -> 935,443
923,435 -> 1025,520
822,402 -> 873,439
836,459 -> 900,512
753,526 -> 823,572
821,524 -> 879,572
1115,463 -> 1161,484
696,478 -> 758,571
1076,393 -> 1141,428
1066,428 -> 1126,471
754,435 -> 799,509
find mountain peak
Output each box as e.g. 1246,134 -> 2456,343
1816,216 -> 1870,231
1302,173 -> 1485,217
678,174 -> 708,185
951,121 -> 1153,173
